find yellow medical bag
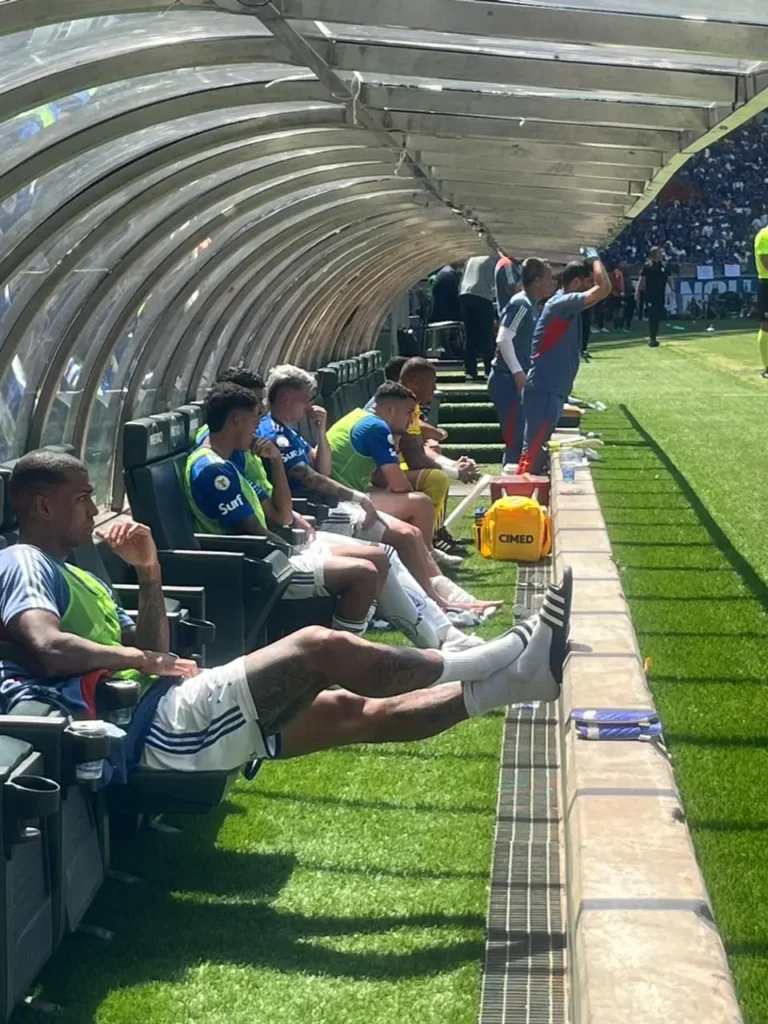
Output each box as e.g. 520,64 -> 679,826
479,495 -> 552,562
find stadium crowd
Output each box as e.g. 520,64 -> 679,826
604,114 -> 768,269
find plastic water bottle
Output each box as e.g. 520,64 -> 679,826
561,451 -> 577,483
474,507 -> 486,551
69,721 -> 108,782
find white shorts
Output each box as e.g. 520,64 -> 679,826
284,545 -> 331,599
140,657 -> 278,772
318,500 -> 388,543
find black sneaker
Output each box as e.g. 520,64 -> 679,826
648,339 -> 660,348
434,527 -> 471,554
762,368 -> 768,379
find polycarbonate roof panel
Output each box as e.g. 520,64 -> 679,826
0,65 -> 299,175
0,101 -> 337,261
0,11 -> 270,90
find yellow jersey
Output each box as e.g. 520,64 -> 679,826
755,226 -> 768,280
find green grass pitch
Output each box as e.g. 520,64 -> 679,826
18,514 -> 517,1024
579,326 -> 768,1024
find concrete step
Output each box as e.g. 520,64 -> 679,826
444,423 -> 505,444
440,402 -> 497,424
435,386 -> 489,403
441,442 -> 504,464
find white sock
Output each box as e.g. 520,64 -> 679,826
332,613 -> 369,636
436,620 -> 534,683
375,567 -> 440,649
462,588 -> 567,715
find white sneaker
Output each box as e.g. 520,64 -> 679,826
432,548 -> 463,568
502,463 -> 518,476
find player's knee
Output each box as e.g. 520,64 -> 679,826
293,624 -> 335,651
411,491 -> 435,515
365,547 -> 390,582
348,559 -> 382,599
324,690 -> 374,740
392,520 -> 422,548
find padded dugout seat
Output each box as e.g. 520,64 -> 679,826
68,539 -> 216,667
0,735 -> 60,1023
122,417 -> 333,660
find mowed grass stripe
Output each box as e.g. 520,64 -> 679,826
18,505 -> 515,1024
577,332 -> 768,1024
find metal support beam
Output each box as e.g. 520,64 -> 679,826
241,0 -> 498,249
361,83 -> 718,133
273,0 -> 768,63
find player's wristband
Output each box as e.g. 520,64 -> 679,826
434,455 -> 460,480
351,490 -> 368,505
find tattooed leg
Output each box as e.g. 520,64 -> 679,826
279,684 -> 468,757
242,626 -> 443,734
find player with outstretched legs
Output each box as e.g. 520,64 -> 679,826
0,450 -> 573,777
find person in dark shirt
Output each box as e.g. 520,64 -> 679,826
636,247 -> 673,347
429,264 -> 462,323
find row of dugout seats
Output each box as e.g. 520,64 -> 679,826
0,348 -> 394,1018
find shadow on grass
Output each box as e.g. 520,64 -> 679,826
21,804 -> 487,1023
620,404 -> 768,614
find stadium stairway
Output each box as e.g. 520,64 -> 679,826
431,360 -> 505,465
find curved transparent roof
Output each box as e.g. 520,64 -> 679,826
1,0 -> 767,505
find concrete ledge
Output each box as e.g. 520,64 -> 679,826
552,453 -> 743,1024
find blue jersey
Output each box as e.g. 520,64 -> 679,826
526,290 -> 586,398
492,292 -> 538,376
256,414 -> 313,496
187,448 -> 267,530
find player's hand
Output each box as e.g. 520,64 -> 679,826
251,437 -> 281,461
360,496 -> 381,530
292,512 -> 316,542
514,371 -> 527,392
136,651 -> 199,678
310,405 -> 328,430
457,459 -> 480,483
579,246 -> 600,261
99,520 -> 159,571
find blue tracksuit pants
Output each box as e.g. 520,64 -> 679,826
518,387 -> 565,475
488,367 -> 523,465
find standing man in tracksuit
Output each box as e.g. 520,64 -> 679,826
517,250 -> 611,476
488,258 -> 555,469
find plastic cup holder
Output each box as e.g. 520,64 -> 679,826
7,774 -> 60,820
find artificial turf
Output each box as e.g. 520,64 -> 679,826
575,327 -> 768,1024
16,510 -> 517,1024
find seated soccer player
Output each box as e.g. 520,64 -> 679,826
518,251 -> 611,476
0,451 -> 572,776
397,357 -> 480,555
185,381 -> 388,638
326,382 -> 502,611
